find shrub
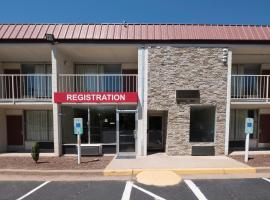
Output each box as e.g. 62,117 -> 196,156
31,142 -> 40,163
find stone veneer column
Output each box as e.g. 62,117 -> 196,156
148,47 -> 228,155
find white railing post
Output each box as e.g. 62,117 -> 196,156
0,74 -> 52,102
11,75 -> 15,103
56,74 -> 138,93
97,75 -> 100,92
231,75 -> 270,102
267,76 -> 269,102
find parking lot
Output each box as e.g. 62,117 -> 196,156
1,178 -> 270,200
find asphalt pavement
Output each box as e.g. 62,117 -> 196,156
0,178 -> 270,200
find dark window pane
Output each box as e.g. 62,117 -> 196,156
190,106 -> 215,142
119,113 -> 136,152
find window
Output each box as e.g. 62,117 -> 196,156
189,106 -> 215,142
75,64 -> 122,92
61,106 -> 117,144
229,109 -> 258,141
21,64 -> 52,74
21,64 -> 52,98
25,110 -> 53,141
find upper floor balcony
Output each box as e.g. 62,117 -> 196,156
231,75 -> 270,103
0,74 -> 52,102
0,74 -> 137,103
58,74 -> 137,93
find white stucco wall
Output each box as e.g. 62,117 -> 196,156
122,63 -> 137,70
6,110 -> 23,115
261,64 -> 270,70
260,109 -> 270,114
1,63 -> 21,70
0,62 -> 3,73
0,63 -> 2,97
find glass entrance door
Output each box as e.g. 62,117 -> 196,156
116,110 -> 137,156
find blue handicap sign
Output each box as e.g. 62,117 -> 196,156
245,118 -> 254,134
74,118 -> 83,135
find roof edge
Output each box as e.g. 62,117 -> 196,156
0,23 -> 270,27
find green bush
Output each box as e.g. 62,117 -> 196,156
31,142 -> 40,163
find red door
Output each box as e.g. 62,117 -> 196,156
259,114 -> 270,143
7,116 -> 23,145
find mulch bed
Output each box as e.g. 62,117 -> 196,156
230,155 -> 270,167
0,156 -> 113,170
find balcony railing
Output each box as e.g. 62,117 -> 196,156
58,74 -> 137,93
0,74 -> 52,102
231,75 -> 270,102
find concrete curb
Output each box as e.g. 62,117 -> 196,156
255,167 -> 270,173
0,167 -> 258,177
103,167 -> 257,176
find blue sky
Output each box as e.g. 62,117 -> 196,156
0,0 -> 270,24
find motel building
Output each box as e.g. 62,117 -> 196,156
1,23 -> 270,157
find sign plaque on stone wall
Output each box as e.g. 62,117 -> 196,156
176,90 -> 200,103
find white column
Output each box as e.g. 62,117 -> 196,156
225,50 -> 232,155
137,46 -> 148,156
0,63 -> 3,108
143,48 -> 148,156
0,64 -> 15,152
51,47 -> 62,156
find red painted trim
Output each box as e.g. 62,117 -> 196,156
54,92 -> 138,103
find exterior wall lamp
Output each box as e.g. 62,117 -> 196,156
222,48 -> 229,64
45,33 -> 55,44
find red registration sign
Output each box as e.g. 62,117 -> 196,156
54,92 -> 138,103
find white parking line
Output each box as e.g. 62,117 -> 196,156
121,181 -> 166,200
262,178 -> 270,183
121,181 -> 133,200
132,184 -> 166,200
184,180 -> 208,200
16,181 -> 51,200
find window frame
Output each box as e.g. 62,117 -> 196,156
189,105 -> 216,143
24,110 -> 53,142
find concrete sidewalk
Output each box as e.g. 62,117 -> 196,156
0,153 -> 56,157
104,153 -> 256,176
230,151 -> 270,156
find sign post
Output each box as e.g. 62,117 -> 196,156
74,118 -> 83,165
244,118 -> 254,163
77,134 -> 81,165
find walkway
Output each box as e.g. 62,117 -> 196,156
104,153 -> 254,175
